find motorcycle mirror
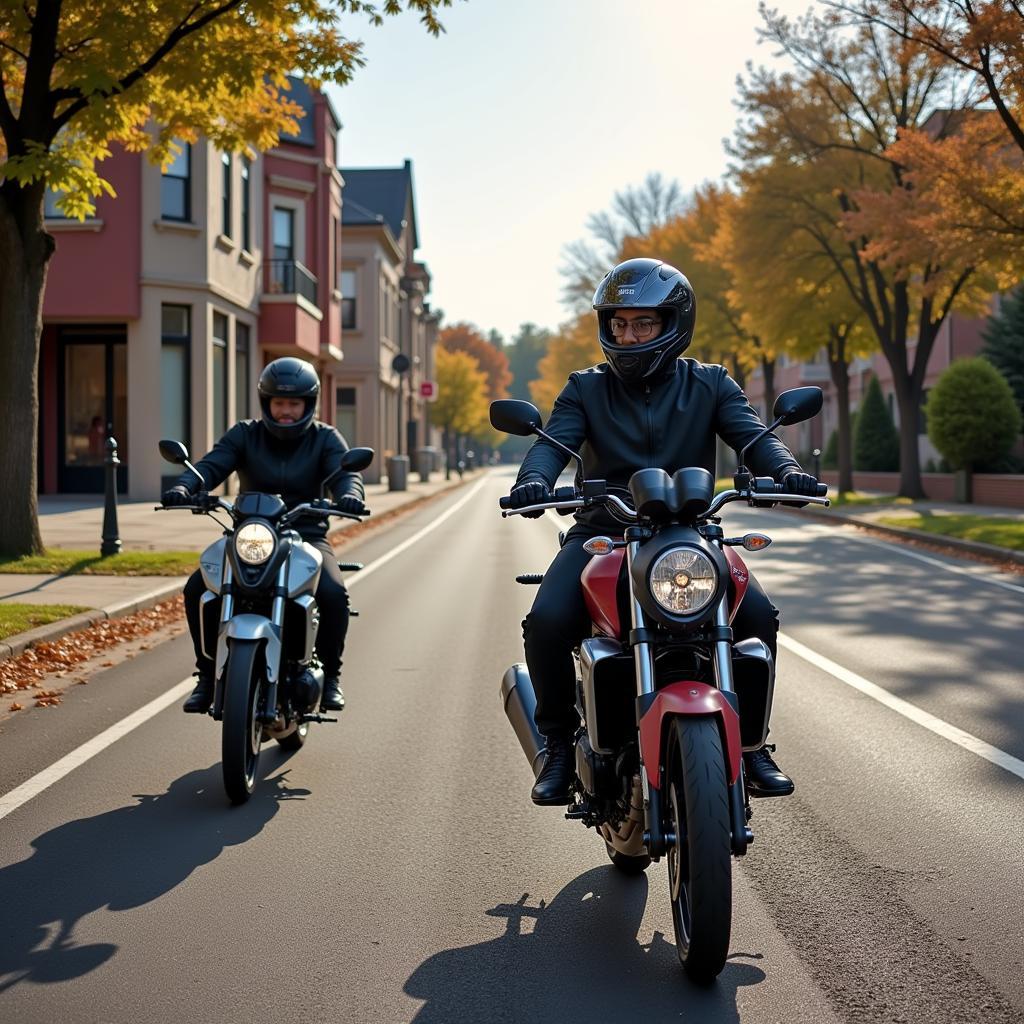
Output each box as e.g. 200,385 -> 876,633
772,387 -> 823,426
158,439 -> 190,465
490,399 -> 543,437
340,446 -> 374,473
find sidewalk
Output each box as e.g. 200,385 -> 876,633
1,470 -> 479,661
790,495 -> 1024,567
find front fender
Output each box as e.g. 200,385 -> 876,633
637,681 -> 742,788
215,614 -> 282,683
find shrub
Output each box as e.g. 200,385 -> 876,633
822,428 -> 838,470
925,358 -> 1022,471
854,376 -> 899,471
983,288 -> 1024,425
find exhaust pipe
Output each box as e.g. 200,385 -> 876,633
501,664 -> 546,778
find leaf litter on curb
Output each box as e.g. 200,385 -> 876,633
1,596 -> 185,711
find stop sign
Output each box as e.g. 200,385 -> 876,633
419,380 -> 437,400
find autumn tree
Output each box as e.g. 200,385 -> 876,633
429,347 -> 488,479
529,314 -> 600,418
732,5 -> 998,497
560,172 -> 686,311
439,322 -> 512,402
0,0 -> 450,557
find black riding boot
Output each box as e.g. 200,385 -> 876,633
183,670 -> 215,714
321,676 -> 345,712
530,734 -> 574,806
743,743 -> 794,797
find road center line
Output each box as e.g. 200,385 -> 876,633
0,477 -> 490,822
778,632 -> 1024,783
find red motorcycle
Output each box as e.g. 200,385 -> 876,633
492,387 -> 828,984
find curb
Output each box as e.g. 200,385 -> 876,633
0,469 -> 487,665
791,505 -> 1024,567
0,579 -> 184,664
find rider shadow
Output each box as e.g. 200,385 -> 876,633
0,760 -> 308,993
404,866 -> 764,1024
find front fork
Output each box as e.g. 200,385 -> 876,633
630,536 -> 751,859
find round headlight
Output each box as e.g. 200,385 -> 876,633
235,522 -> 275,565
649,546 -> 718,615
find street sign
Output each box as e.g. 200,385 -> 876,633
419,380 -> 438,401
391,353 -> 411,374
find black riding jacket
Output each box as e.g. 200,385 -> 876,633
516,359 -> 802,531
175,419 -> 365,540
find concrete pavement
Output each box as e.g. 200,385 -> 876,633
0,470 -> 479,661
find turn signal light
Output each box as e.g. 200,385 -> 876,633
741,533 -> 772,551
582,536 -> 616,555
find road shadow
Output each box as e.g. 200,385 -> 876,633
0,759 -> 308,992
403,866 -> 764,1023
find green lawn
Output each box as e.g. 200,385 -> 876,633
827,492 -> 911,508
874,512 -> 1024,551
0,603 -> 91,640
0,550 -> 199,576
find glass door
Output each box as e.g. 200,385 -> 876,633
58,328 -> 127,493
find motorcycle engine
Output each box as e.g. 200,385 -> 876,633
290,667 -> 324,713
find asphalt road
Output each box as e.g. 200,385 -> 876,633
1,468 -> 1021,1023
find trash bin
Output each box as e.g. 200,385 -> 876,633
387,455 -> 410,492
417,447 -> 434,483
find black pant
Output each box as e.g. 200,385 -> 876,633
183,537 -> 350,679
523,526 -> 780,737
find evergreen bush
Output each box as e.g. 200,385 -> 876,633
853,377 -> 899,471
983,288 -> 1024,426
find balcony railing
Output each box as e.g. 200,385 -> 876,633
264,259 -> 319,308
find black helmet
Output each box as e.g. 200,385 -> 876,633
593,258 -> 696,383
258,357 -> 320,441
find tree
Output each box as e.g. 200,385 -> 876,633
505,322 -> 551,402
854,376 -> 900,471
926,357 -> 1022,472
732,5 -> 997,496
429,347 -> 488,479
560,172 -> 686,311
529,315 -> 600,418
439,322 -> 511,401
0,0 -> 450,557
983,287 -> 1024,423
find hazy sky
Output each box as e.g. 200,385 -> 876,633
328,0 -> 817,341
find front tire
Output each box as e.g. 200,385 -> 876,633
222,640 -> 264,804
666,717 -> 732,984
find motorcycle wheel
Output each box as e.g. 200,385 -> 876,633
666,717 -> 732,985
605,843 -> 651,875
222,639 -> 264,805
276,721 -> 309,752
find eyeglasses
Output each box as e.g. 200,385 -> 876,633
609,317 -> 662,340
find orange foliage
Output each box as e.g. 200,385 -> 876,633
438,323 -> 512,401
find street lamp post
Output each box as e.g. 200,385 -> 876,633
101,435 -> 122,556
389,353 -> 411,491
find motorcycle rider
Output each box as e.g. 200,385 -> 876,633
162,356 -> 366,714
507,257 -> 820,805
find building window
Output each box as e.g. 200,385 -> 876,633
221,152 -> 232,238
161,305 -> 191,474
236,322 -> 250,420
241,157 -> 251,252
341,270 -> 356,329
212,311 -> 228,439
336,386 -> 357,444
161,143 -> 191,222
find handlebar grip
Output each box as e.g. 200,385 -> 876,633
498,495 -> 513,510
816,483 -> 828,496
551,486 -> 577,502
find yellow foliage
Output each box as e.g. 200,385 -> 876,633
529,314 -> 601,417
429,347 -> 490,438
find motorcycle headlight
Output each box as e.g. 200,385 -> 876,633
649,546 -> 719,615
235,522 -> 275,565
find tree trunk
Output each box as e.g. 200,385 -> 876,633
0,181 -> 52,557
891,373 -> 926,499
827,333 -> 854,494
761,355 -> 776,420
443,425 -> 451,480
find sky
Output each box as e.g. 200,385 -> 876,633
327,0 -> 818,342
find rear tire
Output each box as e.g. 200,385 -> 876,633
605,843 -> 651,875
666,717 -> 732,984
222,640 -> 264,805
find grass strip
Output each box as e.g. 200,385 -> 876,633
0,550 -> 199,576
0,603 -> 91,641
874,512 -> 1024,552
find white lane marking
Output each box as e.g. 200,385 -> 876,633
766,513 -> 1024,596
344,476 -> 489,588
0,478 -> 490,821
0,678 -> 195,821
778,632 -> 1024,783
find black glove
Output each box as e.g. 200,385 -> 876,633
782,472 -> 819,497
508,480 -> 548,518
161,485 -> 192,507
334,494 -> 368,516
